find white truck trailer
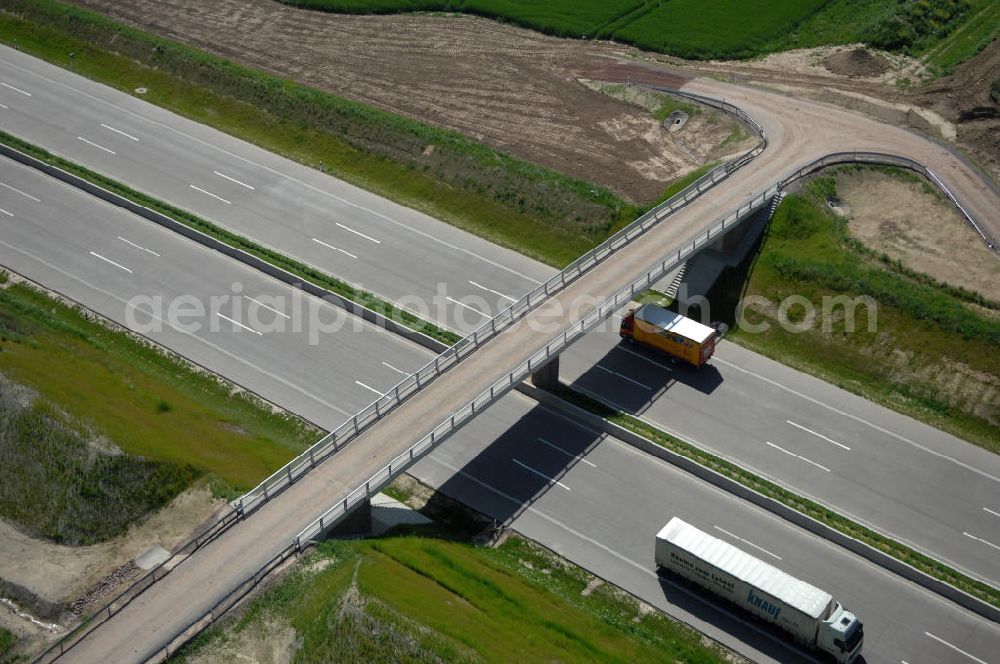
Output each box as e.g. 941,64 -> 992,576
655,518 -> 864,663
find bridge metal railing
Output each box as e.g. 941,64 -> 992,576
229,90 -> 768,521
780,151 -> 997,253
294,183 -> 780,545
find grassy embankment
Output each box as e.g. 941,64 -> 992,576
0,628 -> 13,662
172,533 -> 732,663
694,167 -> 1000,450
0,278 -> 319,543
279,0 -> 995,69
554,386 -> 1000,609
0,0 -> 643,269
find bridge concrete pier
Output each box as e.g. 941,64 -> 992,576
326,499 -> 372,538
530,357 -> 560,390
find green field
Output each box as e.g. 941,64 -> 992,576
698,168 -> 1000,450
279,0 -> 993,64
0,280 -> 319,543
172,534 -> 731,663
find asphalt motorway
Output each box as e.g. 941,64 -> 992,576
411,392 -> 1000,664
3,160 -> 998,663
3,45 -> 999,586
560,317 -> 1000,588
0,45 -> 552,334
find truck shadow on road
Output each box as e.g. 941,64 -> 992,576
430,400 -> 826,664
567,341 -> 724,418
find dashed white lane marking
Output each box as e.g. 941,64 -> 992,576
381,361 -> 409,376
89,251 -> 131,273
983,506 -> 1000,518
512,458 -> 570,490
77,136 -> 115,154
714,525 -> 782,560
355,380 -> 383,396
765,441 -> 831,473
312,237 -> 357,259
616,345 -> 674,372
468,280 -> 515,302
117,236 -> 160,257
0,81 -> 30,96
785,420 -> 851,451
714,355 -> 1000,485
336,222 -> 381,244
214,170 -> 255,190
446,296 -> 489,317
0,208 -> 13,217
426,455 -> 808,659
0,102 -> 7,109
595,364 -> 651,390
246,296 -> 290,319
538,437 -> 596,467
963,531 -> 1000,552
101,123 -> 139,141
190,184 -> 231,205
216,313 -> 262,336
0,182 -> 40,201
924,632 -> 989,664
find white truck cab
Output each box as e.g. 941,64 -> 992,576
817,602 -> 864,663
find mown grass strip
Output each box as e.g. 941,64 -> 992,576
554,385 -> 1000,610
0,0 -> 639,267
0,130 -> 462,346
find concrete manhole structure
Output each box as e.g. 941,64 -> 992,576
664,110 -> 689,133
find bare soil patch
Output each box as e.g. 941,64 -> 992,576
182,616 -> 299,664
836,170 -> 1000,301
0,486 -> 225,614
826,47 -> 891,78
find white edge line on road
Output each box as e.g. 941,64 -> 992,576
983,506 -> 1000,518
89,251 -> 131,274
336,222 -> 381,244
962,531 -> 1000,552
786,420 -> 851,451
0,182 -> 41,201
0,207 -> 12,217
77,136 -> 115,155
381,361 -> 409,376
246,296 -> 290,319
0,238 -> 352,417
311,237 -> 357,259
766,441 -> 831,473
101,123 -> 139,141
713,355 -> 1000,485
537,437 -> 596,467
446,296 -> 489,317
216,312 -> 262,336
214,170 -> 255,190
0,81 -> 30,96
616,344 -> 674,372
512,458 -> 570,490
355,380 -> 383,396
0,56 -> 544,285
468,280 -> 516,302
117,236 -> 160,257
924,632 -> 989,664
0,102 -> 7,109
714,525 -> 782,560
426,455 -> 808,660
190,184 -> 231,205
595,364 -> 652,390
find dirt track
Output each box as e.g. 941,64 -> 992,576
71,0 -> 999,196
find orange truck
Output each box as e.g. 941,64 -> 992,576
619,303 -> 717,368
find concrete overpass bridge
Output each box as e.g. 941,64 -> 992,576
39,78 -> 998,663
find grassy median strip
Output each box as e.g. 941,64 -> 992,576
554,385 -> 1000,610
0,0 -> 641,267
0,130 -> 462,346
